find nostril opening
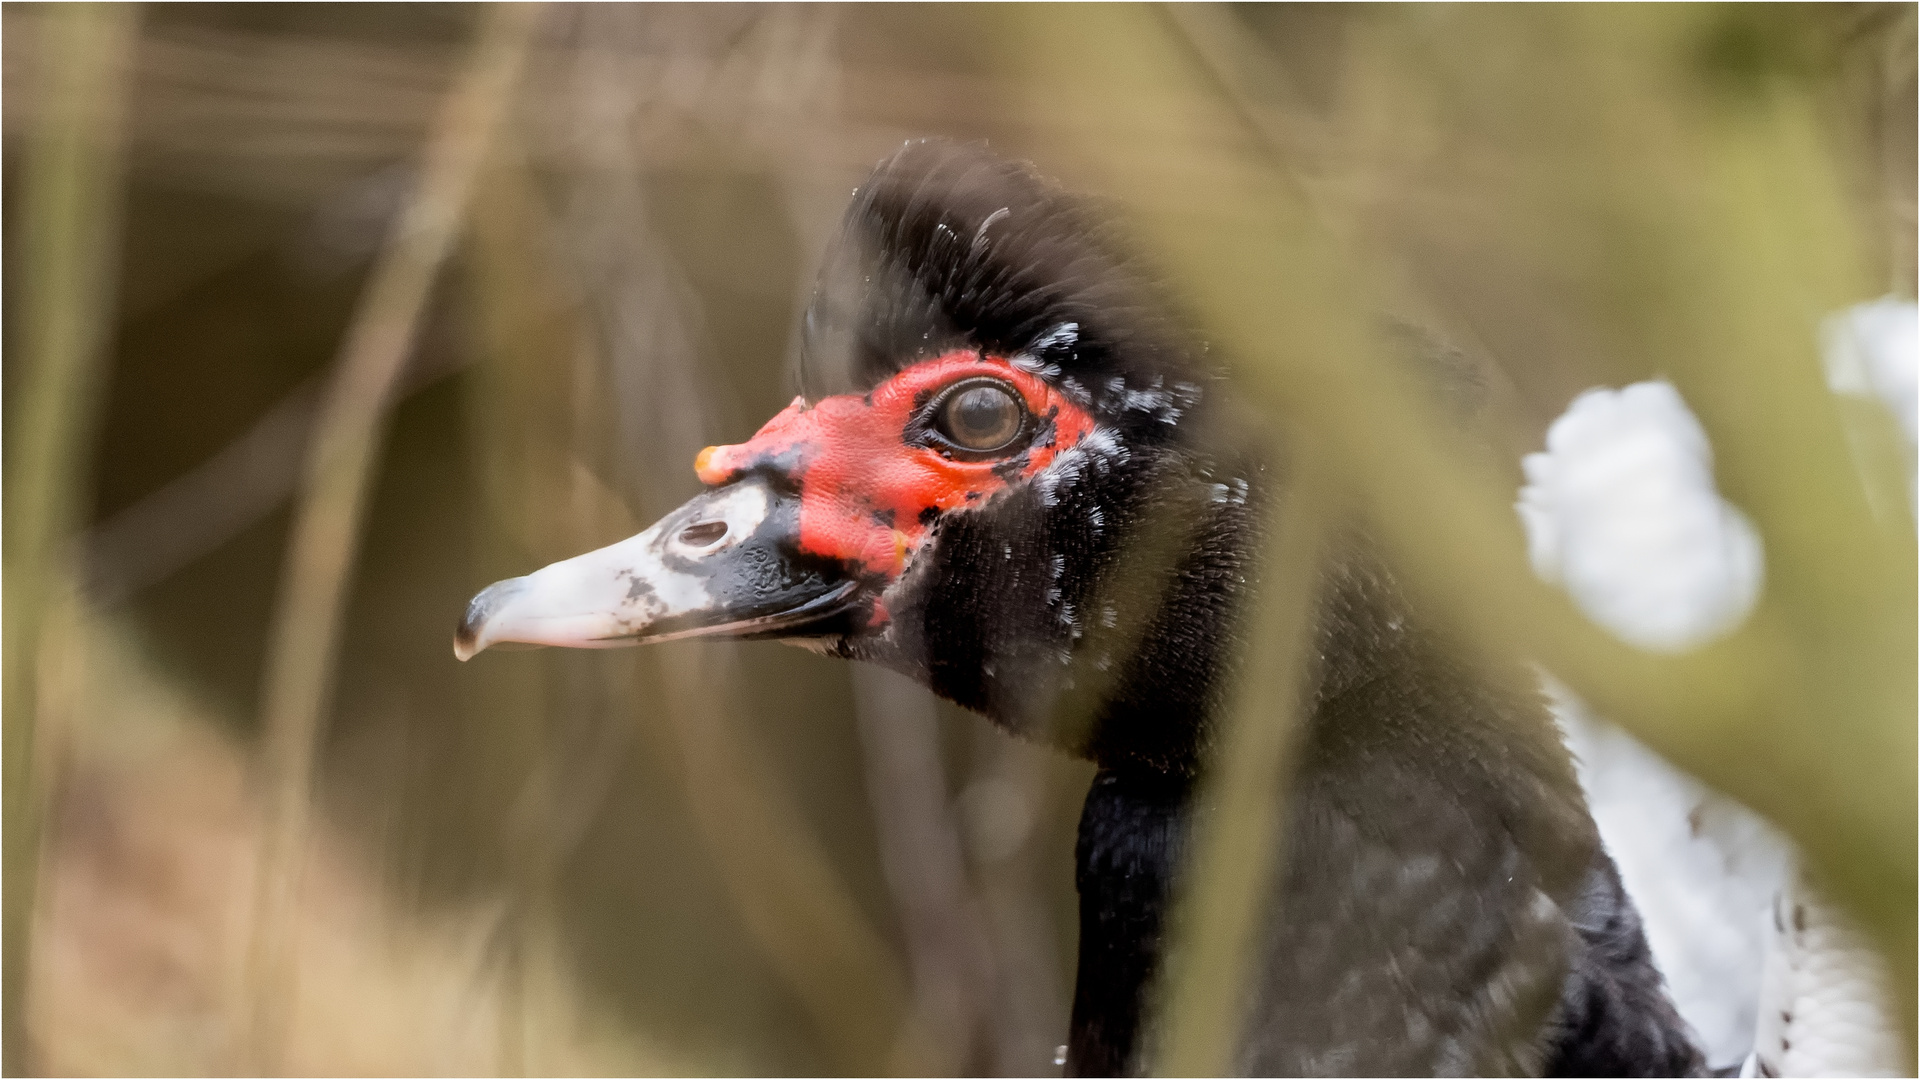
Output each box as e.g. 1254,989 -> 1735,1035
679,521 -> 728,547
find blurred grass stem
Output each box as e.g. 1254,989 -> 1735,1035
1151,469 -> 1327,1076
656,651 -> 930,1073
2,5 -> 137,1072
996,2 -> 1915,1063
852,666 -> 995,1073
461,112 -> 923,1072
242,6 -> 537,1070
82,340 -> 471,608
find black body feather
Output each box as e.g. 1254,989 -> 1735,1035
803,140 -> 1705,1077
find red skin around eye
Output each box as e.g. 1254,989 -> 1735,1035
694,352 -> 1097,594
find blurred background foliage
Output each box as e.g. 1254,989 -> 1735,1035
2,3 -> 1913,1075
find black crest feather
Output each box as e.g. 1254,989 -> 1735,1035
800,140 -> 1206,433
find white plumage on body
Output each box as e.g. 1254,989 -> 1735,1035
1515,298 -> 1915,1077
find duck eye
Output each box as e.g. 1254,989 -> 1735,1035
934,380 -> 1025,453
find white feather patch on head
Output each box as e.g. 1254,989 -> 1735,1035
1031,426 -> 1125,507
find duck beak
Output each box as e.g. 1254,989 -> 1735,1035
454,476 -> 861,661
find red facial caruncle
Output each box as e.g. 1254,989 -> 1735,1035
694,352 -> 1098,596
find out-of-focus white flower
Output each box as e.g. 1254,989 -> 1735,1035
1821,297 -> 1918,515
1822,296 -> 1918,450
1516,380 -> 1764,652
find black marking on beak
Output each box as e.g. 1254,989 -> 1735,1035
454,477 -> 869,660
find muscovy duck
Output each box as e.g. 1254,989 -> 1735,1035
454,141 -> 1702,1076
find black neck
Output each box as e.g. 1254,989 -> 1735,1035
1065,526 -> 1588,1075
1077,488 -> 1261,775
1067,765 -> 1191,1076
1064,525 -> 1401,1076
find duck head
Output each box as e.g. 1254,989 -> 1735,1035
456,141 -> 1256,764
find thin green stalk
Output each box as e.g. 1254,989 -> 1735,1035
2,6 -> 137,1073
464,140 -> 562,1080
989,2 -> 1913,1065
241,6 -> 538,1070
499,27 -> 926,1062
1152,470 -> 1328,1076
655,648 -> 927,1073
